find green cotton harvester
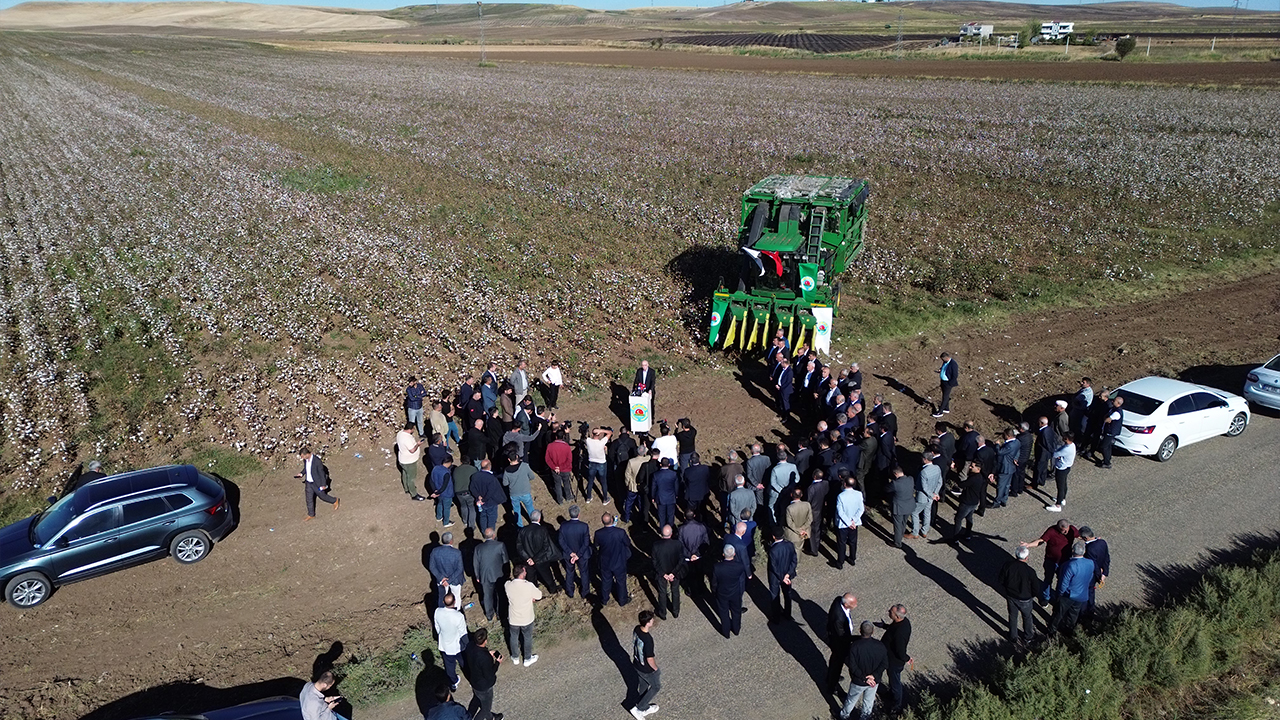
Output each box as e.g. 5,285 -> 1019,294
709,175 -> 870,352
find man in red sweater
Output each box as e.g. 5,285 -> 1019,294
1019,519 -> 1079,605
545,430 -> 576,505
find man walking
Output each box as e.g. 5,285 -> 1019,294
1021,519 -> 1079,605
999,546 -> 1039,645
888,466 -> 914,549
630,610 -> 661,719
429,531 -> 465,608
881,604 -> 912,715
504,564 -> 543,667
840,621 -> 888,720
909,452 -> 942,540
433,593 -> 469,691
516,510 -> 560,592
834,476 -> 864,568
461,627 -> 504,720
395,423 -> 427,502
296,447 -> 339,520
473,527 -> 508,621
932,352 -> 959,418
825,593 -> 858,691
651,524 -> 685,620
595,513 -> 633,607
559,505 -> 592,599
711,544 -> 747,638
1045,432 -> 1076,512
767,527 -> 798,623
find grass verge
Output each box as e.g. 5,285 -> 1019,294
0,492 -> 48,528
183,445 -> 263,481
908,541 -> 1280,720
335,625 -> 437,707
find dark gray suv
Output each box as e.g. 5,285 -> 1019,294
0,464 -> 234,609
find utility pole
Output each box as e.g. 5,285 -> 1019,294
895,6 -> 904,60
1065,33 -> 1070,56
477,1 -> 486,64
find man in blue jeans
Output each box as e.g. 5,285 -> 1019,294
470,459 -> 505,533
430,455 -> 456,527
405,377 -> 427,437
502,454 -> 537,527
1048,540 -> 1095,636
584,427 -> 613,503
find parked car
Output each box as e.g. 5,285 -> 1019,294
0,464 -> 234,609
1113,377 -> 1250,462
127,697 -> 302,720
1243,354 -> 1280,411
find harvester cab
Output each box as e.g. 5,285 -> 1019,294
709,175 -> 870,352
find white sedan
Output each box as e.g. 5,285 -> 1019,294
1113,376 -> 1250,462
1243,354 -> 1280,411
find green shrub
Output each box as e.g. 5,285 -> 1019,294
335,625 -> 437,707
1116,36 -> 1137,58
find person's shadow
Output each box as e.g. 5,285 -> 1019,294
412,649 -> 450,718
312,641 -> 343,681
902,545 -> 1006,634
609,382 -> 631,426
768,590 -> 841,715
591,606 -> 639,712
872,374 -> 931,410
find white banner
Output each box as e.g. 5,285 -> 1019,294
629,392 -> 653,433
812,306 -> 834,355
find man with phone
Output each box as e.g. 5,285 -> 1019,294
300,670 -> 346,720
462,627 -> 505,720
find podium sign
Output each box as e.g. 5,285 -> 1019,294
629,392 -> 652,433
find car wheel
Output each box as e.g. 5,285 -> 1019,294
1155,435 -> 1178,462
5,572 -> 52,609
171,530 -> 211,564
1226,412 -> 1248,437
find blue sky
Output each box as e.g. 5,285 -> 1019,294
0,0 -> 1260,14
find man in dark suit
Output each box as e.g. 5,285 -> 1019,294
652,459 -> 680,530
429,531 -> 466,607
931,423 -> 956,484
825,593 -> 858,691
951,421 -> 978,495
767,528 -> 798,623
295,447 -> 338,520
633,360 -> 657,401
973,434 -> 997,514
682,453 -> 712,521
1014,421 -> 1035,497
711,544 -> 748,638
933,351 -> 960,417
775,356 -> 795,418
678,509 -> 709,595
594,513 -> 632,607
1080,526 -> 1111,619
874,427 -> 897,488
472,527 -> 508,621
888,467 -> 915,549
651,524 -> 686,619
559,505 -> 592,599
1033,416 -> 1057,490
516,510 -> 560,592
805,469 -> 830,557
470,459 -> 506,533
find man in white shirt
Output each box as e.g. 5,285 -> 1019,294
395,422 -> 426,502
504,564 -> 543,667
540,362 -> 564,409
651,424 -> 678,466
300,670 -> 345,720
1046,432 -> 1077,512
434,593 -> 469,691
584,427 -> 613,504
294,447 -> 338,520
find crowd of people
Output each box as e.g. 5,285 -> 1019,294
296,348 -> 1125,720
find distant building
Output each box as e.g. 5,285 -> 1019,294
959,22 -> 993,39
1040,21 -> 1075,40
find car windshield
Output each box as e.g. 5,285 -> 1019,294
31,494 -> 77,545
1114,389 -> 1163,417
1266,355 -> 1280,372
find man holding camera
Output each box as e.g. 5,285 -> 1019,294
461,627 -> 505,720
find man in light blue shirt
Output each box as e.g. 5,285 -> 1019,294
1048,540 -> 1094,636
1046,432 -> 1076,512
834,478 -> 864,568
300,671 -> 347,720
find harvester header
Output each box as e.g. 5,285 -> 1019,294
709,175 -> 870,352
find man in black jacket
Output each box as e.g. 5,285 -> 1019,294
461,627 -> 505,720
805,469 -> 831,557
825,593 -> 858,691
516,510 -> 559,593
951,421 -> 979,495
1033,416 -> 1057,490
651,524 -> 686,620
841,621 -> 888,720
473,527 -> 509,621
1014,421 -> 1034,497
296,447 -> 338,520
999,546 -> 1039,644
931,423 -> 956,486
711,545 -> 747,638
948,462 -> 987,543
767,527 -> 798,623
678,510 -> 709,595
558,505 -> 592,599
880,604 -> 912,714
932,352 -> 959,418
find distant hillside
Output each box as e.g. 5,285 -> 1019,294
0,1 -> 409,32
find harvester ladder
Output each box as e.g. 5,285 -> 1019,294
805,207 -> 826,263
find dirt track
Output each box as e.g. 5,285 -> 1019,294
308,44 -> 1280,85
5,265 -> 1280,719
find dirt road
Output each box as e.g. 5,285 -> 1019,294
4,269 -> 1280,719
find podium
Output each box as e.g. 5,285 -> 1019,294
629,392 -> 652,433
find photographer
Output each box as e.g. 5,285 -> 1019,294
584,426 -> 614,504
675,418 -> 697,477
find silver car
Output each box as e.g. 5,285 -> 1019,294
1244,354 -> 1280,411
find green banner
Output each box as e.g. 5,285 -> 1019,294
709,294 -> 730,347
